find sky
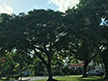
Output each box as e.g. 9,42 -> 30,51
0,0 -> 79,15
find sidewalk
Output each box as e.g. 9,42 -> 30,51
2,76 -> 52,81
2,75 -> 82,81
18,76 -> 49,81
19,75 -> 81,81
19,76 -> 64,81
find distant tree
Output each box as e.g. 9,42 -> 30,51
0,53 -> 14,76
0,14 -> 15,76
62,6 -> 99,77
77,0 -> 108,79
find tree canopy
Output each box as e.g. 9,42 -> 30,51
0,0 -> 108,80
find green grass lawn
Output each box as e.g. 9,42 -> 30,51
0,79 -> 7,81
34,76 -> 108,81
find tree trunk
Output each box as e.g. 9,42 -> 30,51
47,63 -> 53,81
47,55 -> 57,81
82,60 -> 88,77
46,64 -> 57,81
99,50 -> 108,79
34,48 -> 57,81
104,64 -> 108,79
102,59 -> 108,79
82,53 -> 98,78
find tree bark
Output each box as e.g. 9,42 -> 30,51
47,64 -> 54,81
99,49 -> 108,79
104,63 -> 108,79
47,55 -> 53,81
101,57 -> 108,79
99,48 -> 108,79
46,61 -> 57,81
82,60 -> 88,77
34,48 -> 57,81
47,54 -> 57,81
82,53 -> 98,77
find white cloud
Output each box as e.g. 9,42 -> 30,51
0,3 -> 13,14
48,0 -> 79,12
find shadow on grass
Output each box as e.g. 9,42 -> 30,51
0,79 -> 7,81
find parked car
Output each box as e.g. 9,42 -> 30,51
86,69 -> 97,76
95,69 -> 105,76
86,69 -> 105,76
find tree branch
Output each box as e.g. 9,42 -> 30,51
43,45 -> 49,55
33,48 -> 48,69
35,46 -> 48,55
88,53 -> 98,63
